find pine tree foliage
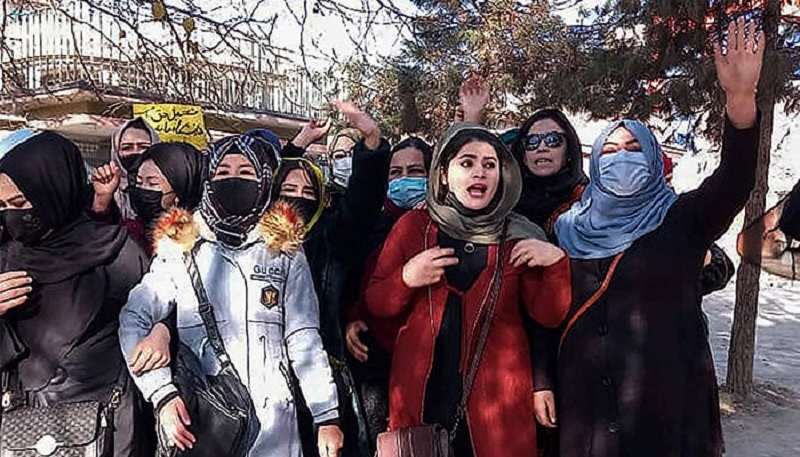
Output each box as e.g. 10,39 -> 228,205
530,0 -> 799,141
342,0 -> 578,139
343,0 -> 799,142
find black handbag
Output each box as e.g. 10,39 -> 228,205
0,370 -> 125,457
158,250 -> 260,457
1,401 -> 111,457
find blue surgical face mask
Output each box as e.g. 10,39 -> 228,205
387,176 -> 427,209
598,150 -> 651,197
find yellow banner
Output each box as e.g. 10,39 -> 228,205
132,103 -> 208,150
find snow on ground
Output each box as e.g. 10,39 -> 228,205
692,105 -> 800,456
705,280 -> 800,457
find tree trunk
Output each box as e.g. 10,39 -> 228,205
726,110 -> 774,398
398,66 -> 421,134
725,0 -> 780,399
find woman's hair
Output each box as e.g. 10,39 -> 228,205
511,108 -> 582,174
271,159 -> 324,202
436,130 -> 505,203
391,136 -> 434,171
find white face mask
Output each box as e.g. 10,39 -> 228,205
332,157 -> 352,188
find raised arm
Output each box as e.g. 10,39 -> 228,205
89,162 -> 122,218
325,102 -> 390,258
283,119 -> 332,158
459,75 -> 490,124
687,18 -> 764,246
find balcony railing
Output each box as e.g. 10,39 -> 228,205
0,2 -> 333,119
1,54 -> 330,119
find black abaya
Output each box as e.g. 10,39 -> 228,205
0,132 -> 153,456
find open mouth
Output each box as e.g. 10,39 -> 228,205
467,183 -> 487,198
534,158 -> 553,166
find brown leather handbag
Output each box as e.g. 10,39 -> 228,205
375,425 -> 452,457
375,232 -> 504,457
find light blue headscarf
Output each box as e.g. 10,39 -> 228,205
554,119 -> 677,259
0,128 -> 40,160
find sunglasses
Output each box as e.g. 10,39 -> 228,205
523,131 -> 566,151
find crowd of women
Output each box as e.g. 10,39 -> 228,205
0,18 -> 765,457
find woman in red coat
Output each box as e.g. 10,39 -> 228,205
365,123 -> 572,456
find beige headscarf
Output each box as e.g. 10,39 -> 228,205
426,122 -> 546,244
111,118 -> 160,220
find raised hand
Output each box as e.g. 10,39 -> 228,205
714,17 -> 764,129
293,119 -> 332,149
333,101 -> 381,150
402,247 -> 459,288
92,162 -> 122,197
459,75 -> 490,123
91,162 -> 121,214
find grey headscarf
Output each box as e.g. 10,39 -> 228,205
427,122 -> 546,244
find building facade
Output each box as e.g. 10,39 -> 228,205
0,0 -> 332,163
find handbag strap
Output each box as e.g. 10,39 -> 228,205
450,228 -> 506,440
558,252 -> 624,354
183,246 -> 237,374
106,360 -> 133,412
0,364 -> 127,412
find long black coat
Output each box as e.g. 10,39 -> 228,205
558,118 -> 759,457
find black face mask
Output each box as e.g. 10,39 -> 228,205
0,208 -> 50,246
210,178 -> 260,217
130,188 -> 166,228
279,197 -> 319,227
119,155 -> 141,173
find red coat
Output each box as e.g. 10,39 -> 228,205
365,210 -> 571,456
348,247 -> 408,353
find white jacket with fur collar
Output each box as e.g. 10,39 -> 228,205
118,205 -> 338,457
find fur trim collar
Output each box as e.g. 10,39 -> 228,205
153,200 -> 306,256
